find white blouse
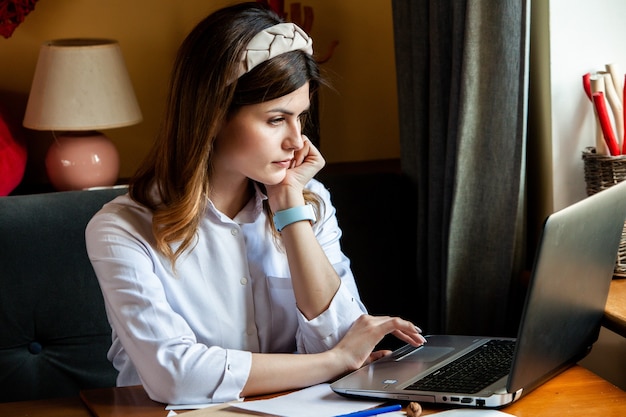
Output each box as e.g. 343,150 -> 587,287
85,179 -> 366,404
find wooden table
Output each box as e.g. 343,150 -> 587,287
499,365 -> 626,417
1,365 -> 625,417
0,396 -> 91,417
604,278 -> 626,337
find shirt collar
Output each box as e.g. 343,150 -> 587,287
206,181 -> 268,225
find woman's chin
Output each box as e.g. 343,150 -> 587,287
255,172 -> 287,186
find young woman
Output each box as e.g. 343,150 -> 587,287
86,1 -> 425,405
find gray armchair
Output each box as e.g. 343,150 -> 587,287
0,188 -> 125,402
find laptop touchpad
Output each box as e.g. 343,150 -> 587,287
396,346 -> 455,362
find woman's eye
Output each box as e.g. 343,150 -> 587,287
269,117 -> 285,125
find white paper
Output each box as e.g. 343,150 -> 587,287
231,383 -> 388,417
166,403 -> 219,410
166,400 -> 232,415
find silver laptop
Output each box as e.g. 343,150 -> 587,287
332,180 -> 626,408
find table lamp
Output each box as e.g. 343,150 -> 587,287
23,38 -> 142,191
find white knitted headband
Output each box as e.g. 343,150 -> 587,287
237,22 -> 313,78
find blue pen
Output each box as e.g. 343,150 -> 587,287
332,403 -> 402,417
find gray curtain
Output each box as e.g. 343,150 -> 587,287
392,0 -> 530,336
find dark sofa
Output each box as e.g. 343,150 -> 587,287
0,187 -> 126,402
0,168 -> 417,402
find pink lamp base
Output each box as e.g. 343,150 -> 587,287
45,131 -> 120,191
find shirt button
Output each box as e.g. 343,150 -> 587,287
231,228 -> 239,236
240,277 -> 248,285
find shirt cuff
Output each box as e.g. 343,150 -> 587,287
211,349 -> 252,402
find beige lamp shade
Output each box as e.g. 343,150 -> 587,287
23,38 -> 142,130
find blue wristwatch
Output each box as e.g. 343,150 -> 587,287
273,205 -> 316,232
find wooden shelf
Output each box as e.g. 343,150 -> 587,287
604,278 -> 626,338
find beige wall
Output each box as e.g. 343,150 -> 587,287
0,0 -> 399,182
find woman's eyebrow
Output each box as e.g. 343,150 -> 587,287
266,106 -> 310,115
267,107 -> 294,115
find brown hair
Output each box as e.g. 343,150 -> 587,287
129,2 -> 323,265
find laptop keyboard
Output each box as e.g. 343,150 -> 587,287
406,339 -> 515,394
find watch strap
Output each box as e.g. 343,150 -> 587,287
273,204 -> 316,232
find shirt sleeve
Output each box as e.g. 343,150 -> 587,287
85,202 -> 251,405
294,180 -> 368,353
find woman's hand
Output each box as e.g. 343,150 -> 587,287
331,314 -> 427,374
281,135 -> 325,187
266,135 -> 325,211
287,135 -> 325,185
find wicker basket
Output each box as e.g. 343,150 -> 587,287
582,146 -> 626,276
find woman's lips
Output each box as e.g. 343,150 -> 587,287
274,159 -> 293,169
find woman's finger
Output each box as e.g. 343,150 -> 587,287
293,134 -> 311,167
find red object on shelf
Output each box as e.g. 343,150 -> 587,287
583,73 -> 592,101
0,114 -> 27,195
592,92 -> 620,156
0,0 -> 38,38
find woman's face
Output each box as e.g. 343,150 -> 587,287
213,82 -> 310,186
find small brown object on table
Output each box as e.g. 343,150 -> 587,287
406,401 -> 422,417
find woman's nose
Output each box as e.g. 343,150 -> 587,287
284,120 -> 304,150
